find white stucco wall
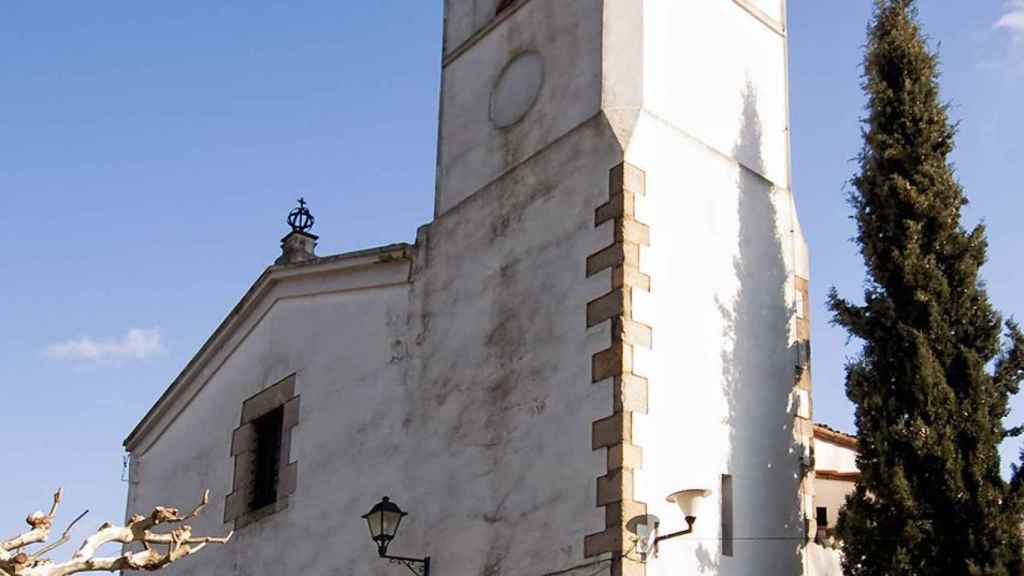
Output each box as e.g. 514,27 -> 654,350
813,436 -> 858,531
622,1 -> 807,574
807,436 -> 858,574
814,479 -> 855,531
642,0 -> 790,190
815,438 -> 858,476
806,475 -> 852,576
126,259 -> 417,576
628,118 -> 806,576
806,543 -> 846,576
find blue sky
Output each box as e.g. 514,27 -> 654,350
1,0 -> 1021,547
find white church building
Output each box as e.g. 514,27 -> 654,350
124,1 -> 858,574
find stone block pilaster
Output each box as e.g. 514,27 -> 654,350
584,163 -> 651,576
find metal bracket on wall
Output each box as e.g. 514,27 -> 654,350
385,555 -> 430,576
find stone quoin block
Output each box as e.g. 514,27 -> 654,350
614,219 -> 650,247
612,317 -> 652,349
607,442 -> 643,471
596,468 -> 635,507
592,344 -> 634,383
613,375 -> 649,414
592,412 -> 633,450
595,193 -> 636,226
587,241 -> 643,278
609,162 -> 647,199
584,526 -> 624,558
587,289 -> 631,328
611,266 -> 651,292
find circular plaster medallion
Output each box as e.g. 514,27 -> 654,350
489,51 -> 544,129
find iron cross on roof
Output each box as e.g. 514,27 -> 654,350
287,197 -> 315,233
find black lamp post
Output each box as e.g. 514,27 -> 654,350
362,497 -> 430,576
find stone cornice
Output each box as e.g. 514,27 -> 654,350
442,0 -> 533,68
733,0 -> 786,37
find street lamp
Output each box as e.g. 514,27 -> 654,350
664,489 -> 712,532
362,497 -> 431,576
634,489 -> 711,557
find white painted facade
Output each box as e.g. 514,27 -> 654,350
124,2 -> 853,575
814,479 -> 853,531
805,427 -> 859,574
811,427 -> 859,538
815,435 -> 859,477
620,2 -> 810,574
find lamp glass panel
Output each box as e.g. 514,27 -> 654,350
381,508 -> 404,538
366,510 -> 384,539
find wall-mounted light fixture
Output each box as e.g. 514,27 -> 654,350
362,497 -> 431,576
634,489 -> 711,557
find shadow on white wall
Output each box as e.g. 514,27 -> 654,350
703,82 -> 807,575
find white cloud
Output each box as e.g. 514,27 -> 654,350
44,327 -> 162,363
995,1 -> 1024,41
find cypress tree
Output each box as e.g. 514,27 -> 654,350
829,1 -> 1024,574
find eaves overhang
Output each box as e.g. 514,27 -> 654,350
123,243 -> 414,453
815,470 -> 861,482
813,423 -> 858,450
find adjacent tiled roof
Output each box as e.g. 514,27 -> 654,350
815,470 -> 860,482
814,422 -> 858,449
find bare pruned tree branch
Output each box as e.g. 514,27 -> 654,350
0,489 -> 231,576
1,490 -> 63,556
29,511 -> 90,562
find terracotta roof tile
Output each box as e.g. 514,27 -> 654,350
814,422 -> 858,448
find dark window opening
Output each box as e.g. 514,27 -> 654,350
226,376 -> 299,529
250,407 -> 284,511
721,474 -> 734,557
814,506 -> 833,545
796,340 -> 810,368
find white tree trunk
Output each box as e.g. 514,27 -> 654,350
0,489 -> 231,576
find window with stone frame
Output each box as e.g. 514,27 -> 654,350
225,375 -> 299,529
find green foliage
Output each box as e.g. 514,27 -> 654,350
829,1 -> 1024,574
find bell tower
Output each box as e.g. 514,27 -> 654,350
435,0 -> 643,215
430,1 -> 811,575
